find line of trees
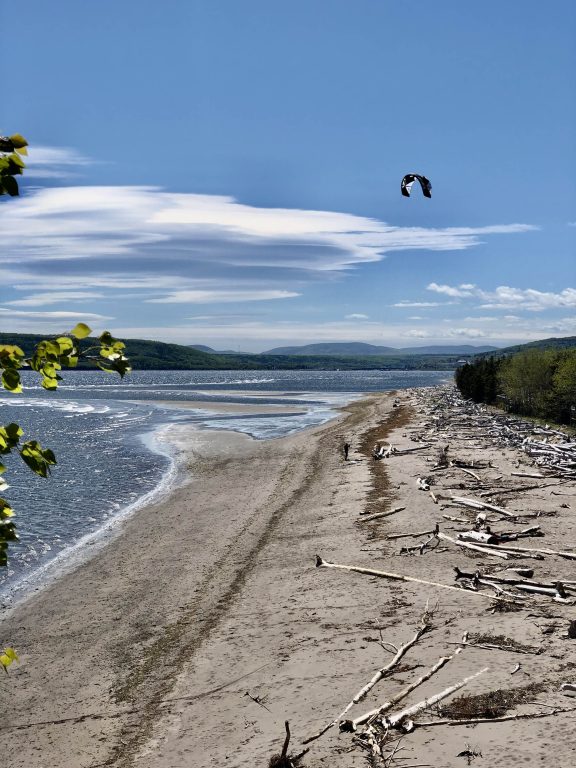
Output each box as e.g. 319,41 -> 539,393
455,348 -> 576,426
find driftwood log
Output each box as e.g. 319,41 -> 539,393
303,613 -> 433,743
315,556 -> 515,603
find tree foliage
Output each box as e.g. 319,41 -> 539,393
0,133 -> 28,196
0,324 -> 131,567
455,349 -> 576,426
1,133 -> 132,672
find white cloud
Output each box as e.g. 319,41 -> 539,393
107,314 -> 572,352
24,146 -> 96,179
446,328 -> 487,338
147,289 -> 299,304
392,301 -> 447,308
345,313 -> 369,319
427,282 -> 576,311
426,282 -> 476,298
0,308 -> 111,320
0,186 -> 537,277
402,329 -> 434,338
6,291 -> 104,307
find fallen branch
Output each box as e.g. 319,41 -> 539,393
455,466 -> 481,482
357,506 -> 406,523
394,444 -> 433,455
268,721 -> 309,767
411,706 -> 576,728
343,647 -> 465,732
315,556 -> 514,603
303,612 -> 433,744
387,529 -> 437,541
386,667 -> 489,732
448,496 -> 517,519
470,541 -> 576,561
436,531 -> 510,560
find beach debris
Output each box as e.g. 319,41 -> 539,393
341,639 -> 468,733
315,555 -> 517,604
357,506 -> 406,524
560,683 -> 576,698
268,721 -> 308,767
568,620 -> 576,639
457,744 -> 482,764
245,690 -> 271,712
303,609 -> 435,743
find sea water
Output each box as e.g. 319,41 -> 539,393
0,369 -> 451,600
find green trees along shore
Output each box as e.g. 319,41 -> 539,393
455,349 -> 576,426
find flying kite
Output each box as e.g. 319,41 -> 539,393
401,174 -> 432,198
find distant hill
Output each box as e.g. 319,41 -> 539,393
189,344 -> 253,355
477,335 -> 576,358
0,333 -> 248,371
13,332 -> 574,372
263,342 -> 499,356
1,332 -> 463,371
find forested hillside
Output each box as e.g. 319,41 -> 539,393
2,333 -> 461,370
455,348 -> 576,425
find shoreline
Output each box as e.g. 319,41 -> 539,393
2,386 -> 574,767
0,392 -> 349,612
0,391 -> 366,767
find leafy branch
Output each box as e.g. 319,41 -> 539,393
0,323 -> 131,567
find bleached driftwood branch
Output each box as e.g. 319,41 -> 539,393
342,646 -> 465,732
303,612 -> 433,744
315,556 -> 513,603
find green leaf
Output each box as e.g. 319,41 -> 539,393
2,368 -> 22,393
0,344 -> 24,358
0,647 -> 19,671
9,152 -> 25,169
0,136 -> 14,152
0,499 -> 14,518
55,336 -> 74,353
19,440 -> 57,478
9,133 -> 28,149
1,175 -> 19,196
4,423 -> 23,443
70,323 -> 92,339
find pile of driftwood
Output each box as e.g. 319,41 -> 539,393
299,604 -> 574,767
401,385 -> 576,481
295,386 -> 576,766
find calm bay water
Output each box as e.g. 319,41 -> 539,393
0,369 -> 451,599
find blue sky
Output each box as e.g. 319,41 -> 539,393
1,0 -> 575,351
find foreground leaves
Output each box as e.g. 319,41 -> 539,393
0,325 -> 131,566
0,648 -> 18,672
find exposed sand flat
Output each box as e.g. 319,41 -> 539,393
149,398 -> 308,414
1,388 -> 576,768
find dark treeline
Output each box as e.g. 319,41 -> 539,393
455,349 -> 576,425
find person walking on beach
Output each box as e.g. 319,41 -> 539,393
343,442 -> 350,461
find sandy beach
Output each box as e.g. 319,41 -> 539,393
1,387 -> 576,768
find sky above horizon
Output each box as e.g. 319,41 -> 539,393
1,0 -> 575,352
